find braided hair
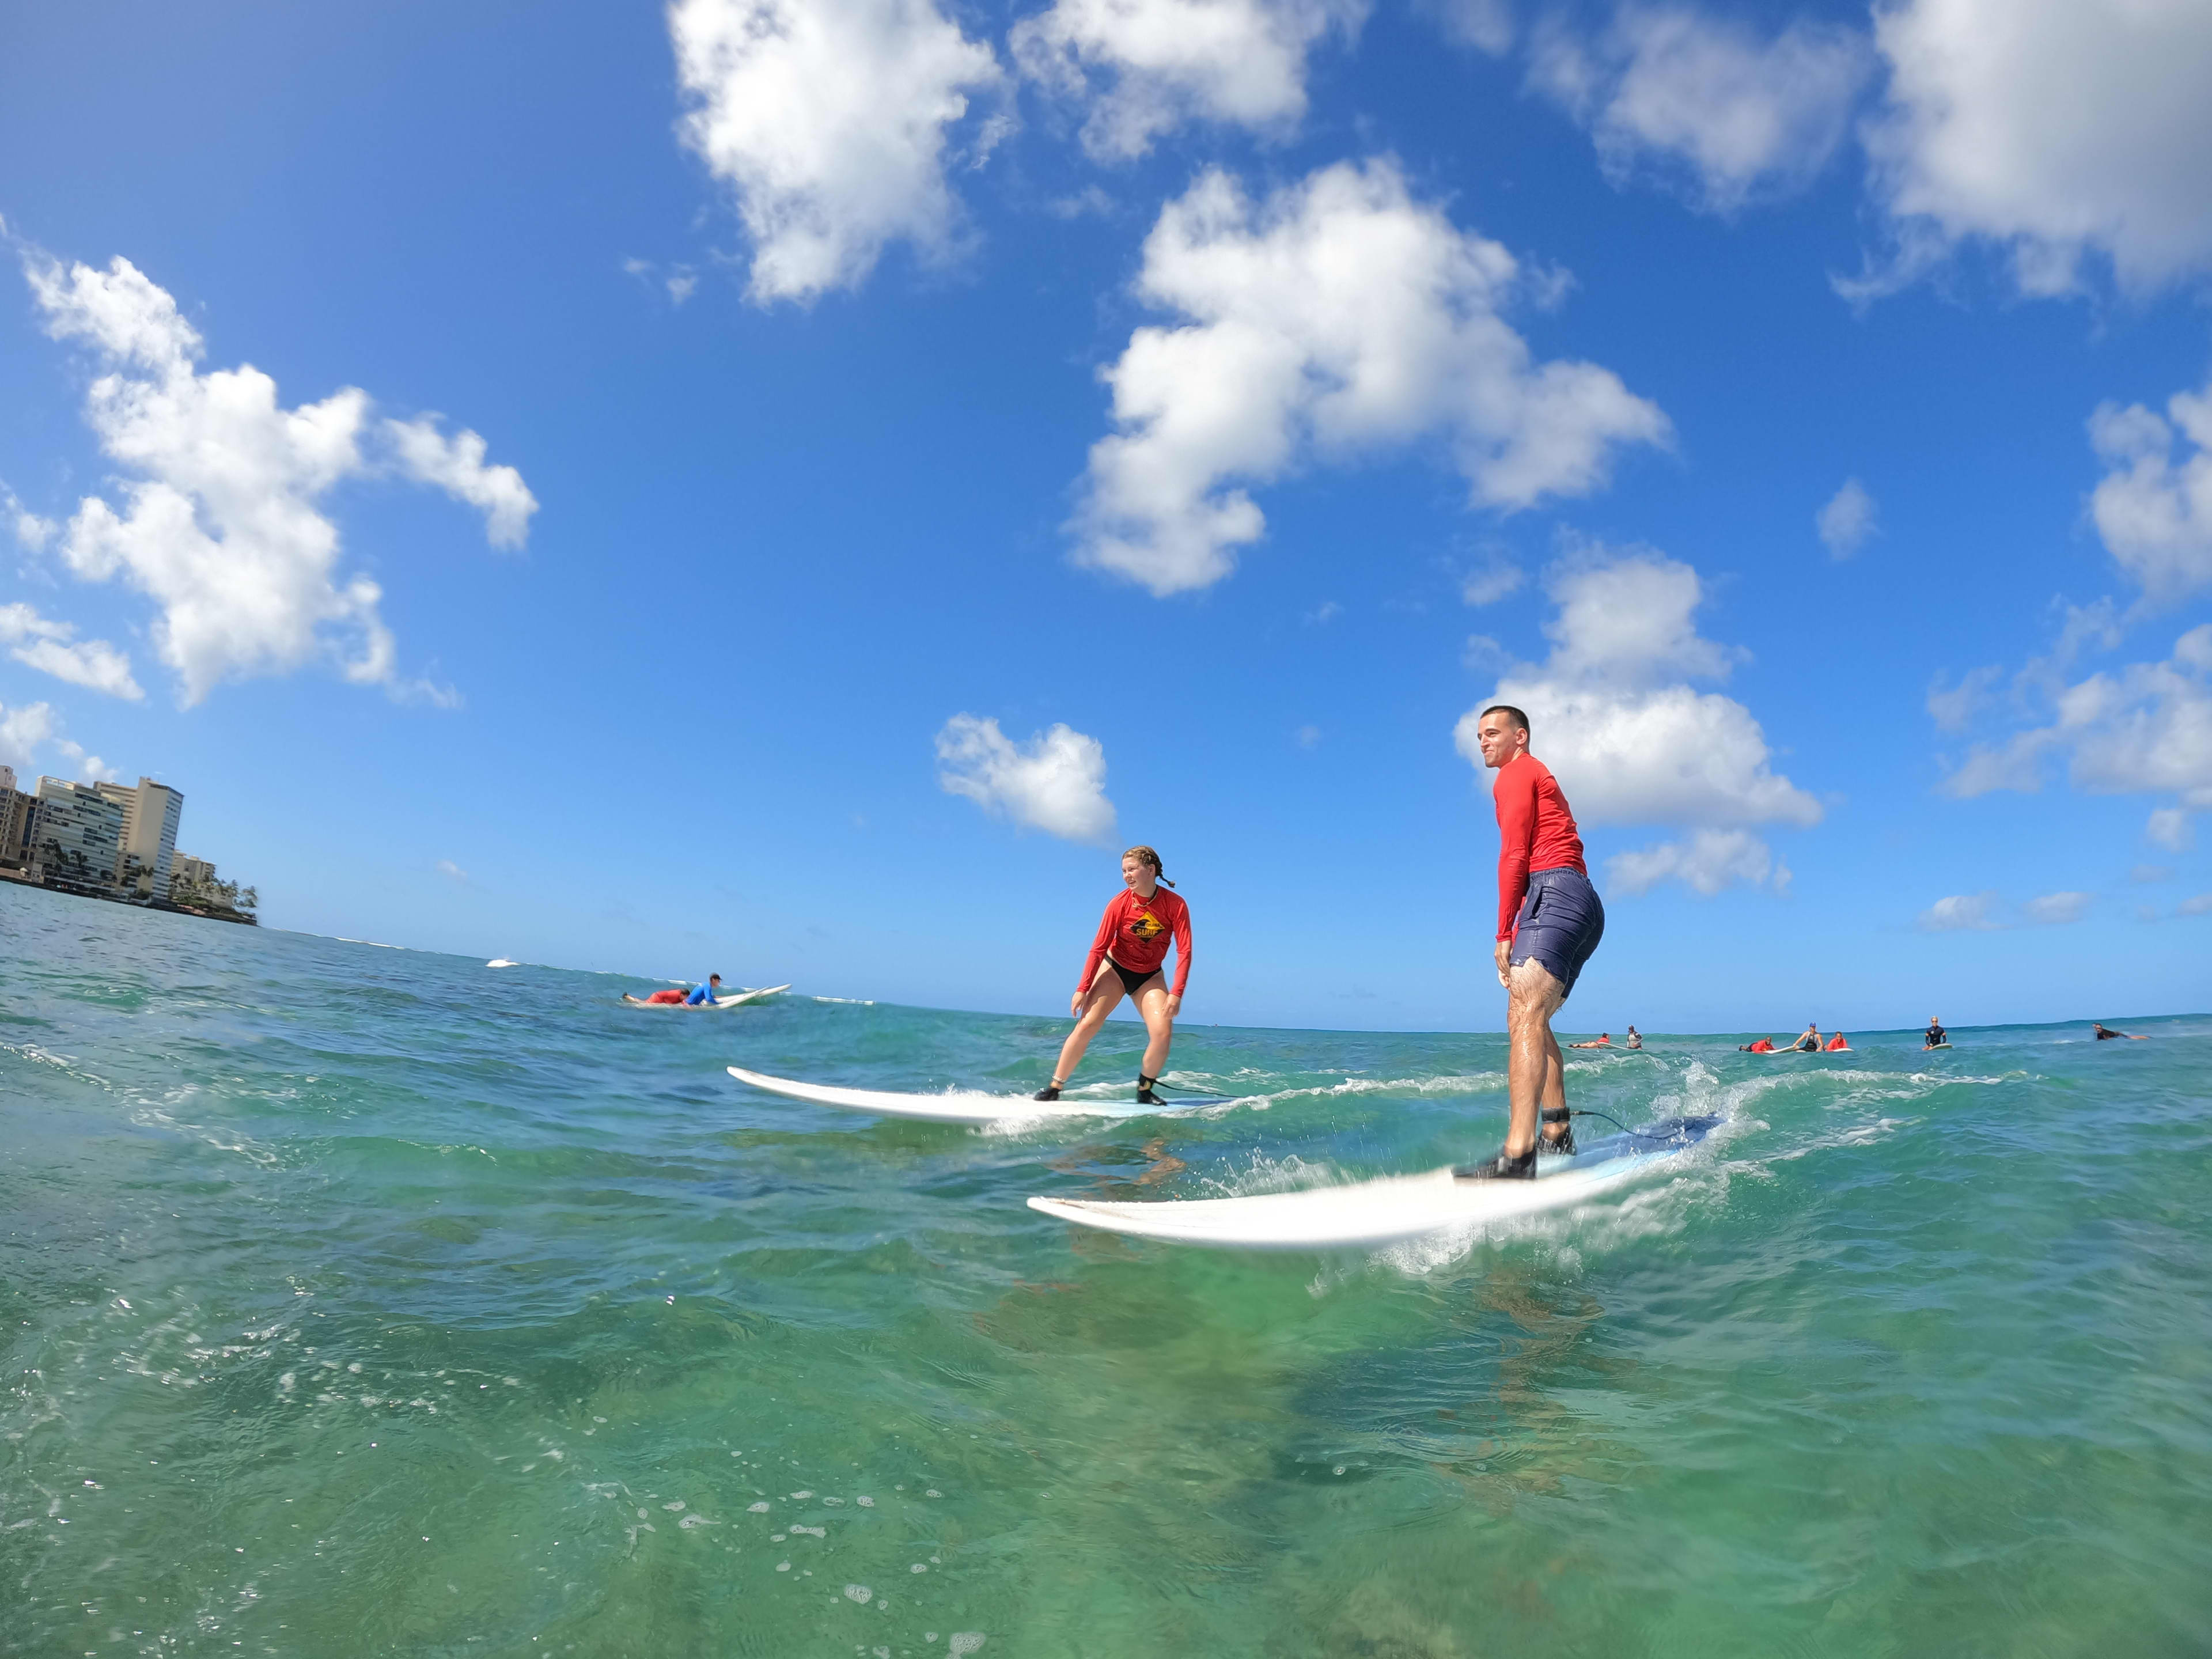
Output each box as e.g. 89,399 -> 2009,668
1122,844 -> 1175,888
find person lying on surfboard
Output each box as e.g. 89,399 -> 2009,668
1824,1031 -> 1850,1051
1568,1033 -> 1611,1048
2092,1022 -> 2148,1040
1458,704 -> 1603,1180
1740,1038 -> 1777,1052
1033,845 -> 1191,1106
633,974 -> 722,1005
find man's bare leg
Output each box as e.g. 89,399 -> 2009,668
1540,1027 -> 1570,1146
1503,958 -> 1567,1157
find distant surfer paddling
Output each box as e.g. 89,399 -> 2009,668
1035,846 -> 1192,1106
629,974 -> 722,1006
1459,705 -> 1604,1180
1923,1017 -> 1948,1050
2092,1022 -> 2148,1041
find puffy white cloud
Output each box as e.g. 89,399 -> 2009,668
0,602 -> 142,699
1013,0 -> 1365,159
936,714 -> 1118,843
0,699 -> 113,784
1423,0 -> 1513,54
1529,5 -> 1871,212
1075,160 -> 1669,595
671,0 -> 1003,303
25,251 -> 532,707
2088,375 -> 2212,603
1858,0 -> 2212,297
2022,891 -> 2092,926
1919,891 -> 1997,932
1454,545 -> 1819,898
1941,626 -> 2212,853
1816,476 -> 1877,558
2177,892 -> 2212,917
1607,827 -> 1785,897
384,418 -> 537,550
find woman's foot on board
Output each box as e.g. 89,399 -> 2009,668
1033,1079 -> 1065,1101
1135,1074 -> 1164,1106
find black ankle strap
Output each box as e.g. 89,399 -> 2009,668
1541,1106 -> 1571,1124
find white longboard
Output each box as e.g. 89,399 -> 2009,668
725,1066 -> 1232,1126
1027,1116 -> 1721,1249
624,984 -> 791,1009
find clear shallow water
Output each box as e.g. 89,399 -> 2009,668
4,884 -> 2209,1658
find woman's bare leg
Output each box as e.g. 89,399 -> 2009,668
1132,978 -> 1174,1078
1048,967 -> 1124,1085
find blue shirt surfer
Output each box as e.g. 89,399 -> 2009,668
684,974 -> 724,1006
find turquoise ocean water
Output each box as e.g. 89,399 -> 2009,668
4,882 -> 2209,1657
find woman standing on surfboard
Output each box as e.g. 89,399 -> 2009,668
1033,846 -> 1191,1105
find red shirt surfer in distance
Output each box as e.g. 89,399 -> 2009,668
1033,846 -> 1191,1107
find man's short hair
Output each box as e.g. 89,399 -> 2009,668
1480,703 -> 1531,736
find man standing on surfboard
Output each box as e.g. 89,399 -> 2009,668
1460,705 -> 1604,1180
1034,846 -> 1191,1106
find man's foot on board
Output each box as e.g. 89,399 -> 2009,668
1032,1081 -> 1063,1101
1539,1109 -> 1576,1156
1454,1146 -> 1536,1181
1134,1075 -> 1164,1106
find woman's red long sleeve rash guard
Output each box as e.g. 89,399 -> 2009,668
1078,887 -> 1192,998
1493,754 -> 1586,940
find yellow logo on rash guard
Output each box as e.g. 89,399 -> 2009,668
1127,909 -> 1166,941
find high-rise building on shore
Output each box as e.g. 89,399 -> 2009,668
0,768 -> 34,870
32,778 -> 125,889
99,778 -> 185,899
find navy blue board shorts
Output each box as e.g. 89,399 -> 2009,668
1509,868 -> 1605,998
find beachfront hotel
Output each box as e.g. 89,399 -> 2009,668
0,766 -> 252,921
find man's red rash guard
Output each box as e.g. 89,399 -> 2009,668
1493,753 -> 1587,940
1078,887 -> 1192,998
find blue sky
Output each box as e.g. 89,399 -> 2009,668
3,0 -> 2210,1033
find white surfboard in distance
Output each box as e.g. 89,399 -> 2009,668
623,984 -> 791,1009
725,1066 -> 1232,1126
1026,1117 -> 1719,1249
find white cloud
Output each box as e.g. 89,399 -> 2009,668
0,699 -> 113,784
437,859 -> 468,880
1926,664 -> 1999,733
2130,863 -> 2171,884
2088,375 -> 2212,603
1941,626 -> 2212,849
671,0 -> 1003,304
2022,890 -> 2092,926
1919,891 -> 1997,932
25,251 -> 532,707
0,602 -> 142,699
1816,476 -> 1877,558
1305,599 -> 1342,624
1296,722 -> 1322,748
2177,892 -> 2212,917
1529,5 -> 1871,213
1454,544 -> 1819,898
1857,0 -> 2212,297
935,713 -> 1117,843
1422,0 -> 1513,55
1607,827 -> 1786,897
384,418 -> 538,550
3,485 -> 55,552
1460,553 -> 1524,606
1074,160 -> 1669,595
2146,805 -> 2192,851
1012,0 -> 1365,160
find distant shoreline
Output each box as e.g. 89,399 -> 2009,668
0,866 -> 259,925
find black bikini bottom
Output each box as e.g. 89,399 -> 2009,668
1105,959 -> 1162,998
